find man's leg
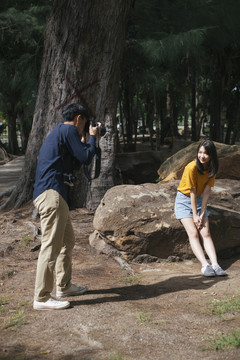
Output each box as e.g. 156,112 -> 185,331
55,214 -> 88,297
55,215 -> 75,291
34,190 -> 69,302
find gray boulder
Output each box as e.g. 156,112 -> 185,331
90,180 -> 240,261
115,151 -> 163,184
158,141 -> 240,182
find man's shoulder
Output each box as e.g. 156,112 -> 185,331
62,123 -> 77,134
58,123 -> 78,140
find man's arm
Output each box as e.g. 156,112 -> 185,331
66,126 -> 96,165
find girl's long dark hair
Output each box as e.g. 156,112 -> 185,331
196,139 -> 218,177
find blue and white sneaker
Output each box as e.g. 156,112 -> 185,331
201,264 -> 216,277
212,264 -> 227,276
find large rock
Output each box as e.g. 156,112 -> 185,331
158,141 -> 240,182
115,151 -> 163,184
90,180 -> 240,260
0,145 -> 13,164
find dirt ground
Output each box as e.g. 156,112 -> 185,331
0,203 -> 240,360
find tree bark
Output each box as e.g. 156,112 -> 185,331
210,57 -> 223,141
184,88 -> 189,140
7,112 -> 19,155
191,67 -> 197,141
18,111 -> 30,153
153,88 -> 160,151
1,0 -> 133,211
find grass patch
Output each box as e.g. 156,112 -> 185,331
136,310 -> 152,325
208,298 -> 240,316
135,309 -> 165,329
4,309 -> 26,329
121,274 -> 143,284
209,330 -> 240,350
18,301 -> 29,307
22,233 -> 33,247
0,296 -> 9,313
109,353 -> 124,360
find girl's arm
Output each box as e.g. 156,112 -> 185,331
200,184 -> 211,221
190,188 -> 202,230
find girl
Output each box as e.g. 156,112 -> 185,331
174,139 -> 227,277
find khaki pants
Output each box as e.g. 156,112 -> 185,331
33,189 -> 75,302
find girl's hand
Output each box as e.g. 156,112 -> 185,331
198,213 -> 204,229
193,214 -> 203,230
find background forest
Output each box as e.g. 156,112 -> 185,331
0,0 -> 240,154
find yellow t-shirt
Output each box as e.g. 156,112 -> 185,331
177,160 -> 215,197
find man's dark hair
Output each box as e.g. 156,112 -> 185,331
62,103 -> 89,122
196,139 -> 218,177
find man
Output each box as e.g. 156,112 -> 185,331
33,103 -> 98,310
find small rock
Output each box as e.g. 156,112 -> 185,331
132,254 -> 158,263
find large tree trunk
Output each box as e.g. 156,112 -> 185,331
184,87 -> 189,140
7,112 -> 19,155
191,67 -> 197,141
210,57 -> 224,141
18,111 -> 30,153
1,0 -> 133,211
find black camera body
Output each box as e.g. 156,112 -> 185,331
84,119 -> 106,137
63,173 -> 77,187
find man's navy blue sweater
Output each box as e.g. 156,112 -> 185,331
33,123 -> 96,205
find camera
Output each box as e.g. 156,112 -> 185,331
63,173 -> 77,187
84,119 -> 106,137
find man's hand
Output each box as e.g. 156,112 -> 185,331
89,122 -> 102,137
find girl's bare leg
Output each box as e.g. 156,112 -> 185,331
199,217 -> 218,265
181,217 -> 209,266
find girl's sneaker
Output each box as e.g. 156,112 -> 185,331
201,264 -> 215,277
212,264 -> 227,276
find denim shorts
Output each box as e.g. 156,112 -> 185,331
174,191 -> 210,220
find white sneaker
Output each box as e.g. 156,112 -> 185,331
212,264 -> 227,276
201,264 -> 216,277
56,284 -> 88,298
33,297 -> 70,310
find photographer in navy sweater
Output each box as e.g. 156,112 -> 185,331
33,103 -> 98,310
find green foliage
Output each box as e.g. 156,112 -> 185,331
3,309 -> 26,329
22,233 -> 33,247
208,297 -> 240,316
142,27 -> 208,65
209,330 -> 240,351
109,353 -> 124,360
121,0 -> 240,144
0,1 -> 51,150
0,296 -> 9,313
121,274 -> 143,284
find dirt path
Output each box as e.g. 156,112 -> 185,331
0,204 -> 239,360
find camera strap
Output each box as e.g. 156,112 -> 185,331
57,124 -> 63,159
58,123 -> 101,183
83,143 -> 101,182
